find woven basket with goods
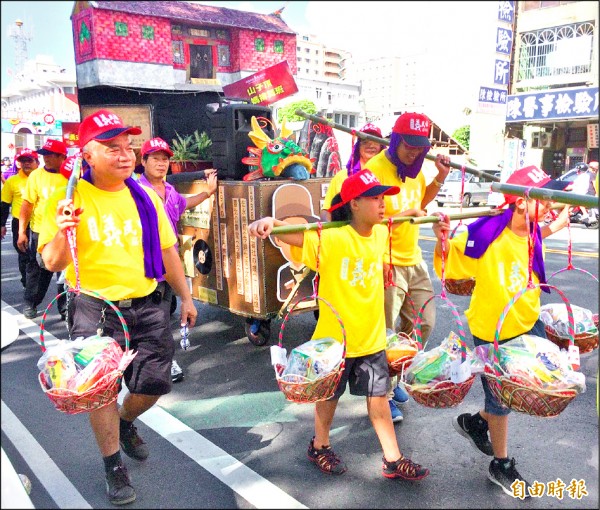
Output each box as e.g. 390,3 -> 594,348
38,289 -> 136,415
386,330 -> 419,377
274,295 -> 346,403
401,293 -> 480,408
483,284 -> 585,418
545,264 -> 599,354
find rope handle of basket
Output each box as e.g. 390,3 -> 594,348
458,165 -> 466,216
278,294 -> 347,362
39,287 -> 131,354
548,216 -> 598,282
413,292 -> 468,362
384,217 -> 418,326
488,283 -> 575,377
438,213 -> 450,298
523,188 -> 541,290
309,222 -> 323,299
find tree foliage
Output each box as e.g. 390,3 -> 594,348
452,125 -> 470,150
277,100 -> 317,123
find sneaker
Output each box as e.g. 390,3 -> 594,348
307,437 -> 347,475
382,455 -> 430,481
105,463 -> 136,505
171,360 -> 184,383
119,422 -> 149,461
389,400 -> 404,423
453,413 -> 494,456
23,306 -> 37,319
392,385 -> 410,406
488,458 -> 531,498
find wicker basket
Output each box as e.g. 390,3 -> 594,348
276,295 -> 346,404
445,224 -> 475,296
38,289 -> 133,415
484,283 -> 580,418
402,293 -> 475,408
545,266 -> 599,354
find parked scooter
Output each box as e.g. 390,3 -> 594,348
570,206 -> 599,228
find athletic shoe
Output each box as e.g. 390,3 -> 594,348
453,413 -> 494,456
389,399 -> 403,423
488,458 -> 531,497
382,455 -> 430,481
120,422 -> 149,461
23,306 -> 37,319
307,437 -> 347,475
171,360 -> 184,383
392,385 -> 410,406
105,462 -> 136,505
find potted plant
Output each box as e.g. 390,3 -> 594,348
170,130 -> 213,173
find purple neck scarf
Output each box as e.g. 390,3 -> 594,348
346,140 -> 362,176
82,169 -> 165,279
387,133 -> 430,182
465,208 -> 549,293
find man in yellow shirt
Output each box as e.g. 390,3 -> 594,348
0,150 -> 37,288
18,140 -> 68,319
39,109 -> 197,506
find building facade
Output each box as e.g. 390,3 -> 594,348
505,1 -> 599,177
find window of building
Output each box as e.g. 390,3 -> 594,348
302,36 -> 309,41
34,134 -> 44,147
305,47 -> 310,53
349,115 -> 356,128
316,88 -> 322,99
115,21 -> 128,37
142,25 -> 154,40
517,21 -> 595,81
334,113 -> 341,123
342,114 -> 348,126
255,38 -> 265,52
274,40 -> 284,53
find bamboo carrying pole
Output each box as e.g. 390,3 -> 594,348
294,109 -> 501,182
490,183 -> 600,208
270,209 -> 502,235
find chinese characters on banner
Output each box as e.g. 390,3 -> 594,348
494,1 -> 514,87
505,86 -> 599,122
222,60 -> 298,107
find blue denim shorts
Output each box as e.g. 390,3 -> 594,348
473,319 -> 547,417
330,350 -> 389,399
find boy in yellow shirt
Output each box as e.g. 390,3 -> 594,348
431,165 -> 569,496
249,169 -> 429,481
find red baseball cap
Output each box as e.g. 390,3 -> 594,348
78,109 -> 142,148
328,169 -> 399,212
60,153 -> 83,180
392,112 -> 431,147
37,139 -> 68,156
501,165 -> 569,206
141,137 -> 174,157
16,148 -> 39,161
359,123 -> 382,138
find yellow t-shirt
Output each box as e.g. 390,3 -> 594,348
290,224 -> 388,357
433,229 -> 543,341
22,167 -> 68,233
322,169 -> 348,210
1,170 -> 30,219
367,151 -> 425,266
38,180 -> 177,301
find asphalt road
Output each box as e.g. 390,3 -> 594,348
1,214 -> 598,509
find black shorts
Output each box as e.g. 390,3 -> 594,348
331,350 -> 390,399
68,291 -> 174,396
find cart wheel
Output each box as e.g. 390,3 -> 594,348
245,318 -> 271,346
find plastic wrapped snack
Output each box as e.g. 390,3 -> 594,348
38,335 -> 132,393
404,332 -> 483,387
385,330 -> 419,364
540,303 -> 598,338
490,334 -> 585,394
281,338 -> 343,382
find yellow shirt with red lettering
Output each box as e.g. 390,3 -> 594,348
433,229 -> 543,341
38,180 -> 176,301
367,150 -> 426,266
22,167 -> 68,233
1,170 -> 30,219
290,224 -> 388,357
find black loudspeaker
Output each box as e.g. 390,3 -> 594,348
210,104 -> 274,180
